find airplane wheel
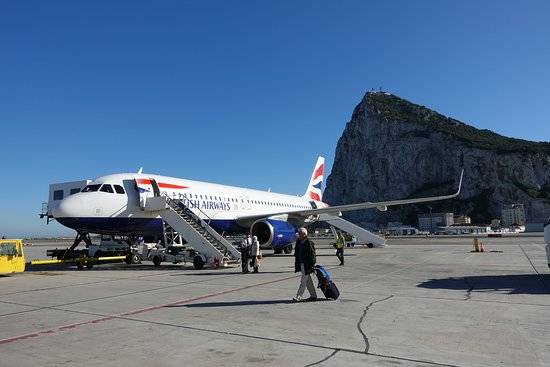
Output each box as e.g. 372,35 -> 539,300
124,255 -> 133,265
77,263 -> 84,270
367,243 -> 374,248
193,255 -> 205,270
86,262 -> 94,269
152,256 -> 162,267
131,254 -> 141,264
283,245 -> 293,254
274,248 -> 283,255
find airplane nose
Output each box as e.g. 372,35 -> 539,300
52,199 -> 70,219
52,196 -> 81,219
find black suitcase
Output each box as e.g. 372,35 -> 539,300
314,265 -> 340,300
320,279 -> 340,300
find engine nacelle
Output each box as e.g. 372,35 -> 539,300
251,219 -> 296,249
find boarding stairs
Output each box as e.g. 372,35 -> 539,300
318,214 -> 386,247
157,197 -> 241,265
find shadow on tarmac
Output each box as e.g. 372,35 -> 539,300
263,253 -> 355,258
24,264 -> 191,272
172,298 -> 332,308
418,274 -> 550,295
169,270 -> 291,276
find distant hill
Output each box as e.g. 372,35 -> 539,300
324,92 -> 550,226
364,92 -> 550,154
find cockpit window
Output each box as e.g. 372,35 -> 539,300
82,184 -> 101,192
114,185 -> 125,194
100,184 -> 114,193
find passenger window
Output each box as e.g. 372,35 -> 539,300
114,185 -> 125,194
53,190 -> 64,201
100,184 -> 114,193
82,184 -> 101,192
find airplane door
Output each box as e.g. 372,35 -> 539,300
239,195 -> 251,211
150,179 -> 161,197
135,178 -> 159,210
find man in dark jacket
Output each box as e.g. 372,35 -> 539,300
240,234 -> 251,273
293,227 -> 317,302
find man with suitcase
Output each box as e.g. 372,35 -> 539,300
292,227 -> 318,302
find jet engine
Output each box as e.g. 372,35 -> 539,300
251,219 -> 296,253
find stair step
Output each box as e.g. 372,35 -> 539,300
163,199 -> 239,261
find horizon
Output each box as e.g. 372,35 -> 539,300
1,1 -> 549,237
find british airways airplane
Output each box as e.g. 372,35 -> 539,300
52,157 -> 463,252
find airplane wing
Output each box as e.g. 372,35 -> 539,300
236,170 -> 463,227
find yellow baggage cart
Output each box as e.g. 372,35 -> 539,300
0,239 -> 26,275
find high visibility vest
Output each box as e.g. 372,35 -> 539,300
335,236 -> 345,249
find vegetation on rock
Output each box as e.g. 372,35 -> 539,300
365,92 -> 550,154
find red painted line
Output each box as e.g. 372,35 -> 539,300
0,273 -> 298,346
135,179 -> 188,189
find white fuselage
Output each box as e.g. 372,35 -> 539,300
53,173 -> 326,237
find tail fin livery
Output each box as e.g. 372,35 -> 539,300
304,156 -> 325,201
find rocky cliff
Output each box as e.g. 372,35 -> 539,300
323,92 -> 550,226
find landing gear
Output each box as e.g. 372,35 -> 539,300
283,245 -> 293,254
62,232 -> 93,260
274,248 -> 283,255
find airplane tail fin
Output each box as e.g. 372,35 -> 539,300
304,156 -> 325,201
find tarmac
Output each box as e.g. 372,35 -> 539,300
1,235 -> 549,367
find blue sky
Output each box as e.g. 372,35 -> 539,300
1,1 -> 549,237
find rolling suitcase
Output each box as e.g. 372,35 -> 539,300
314,265 -> 340,300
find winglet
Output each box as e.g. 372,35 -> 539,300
137,167 -> 143,174
454,169 -> 464,197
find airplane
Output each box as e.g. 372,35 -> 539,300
51,156 -> 463,254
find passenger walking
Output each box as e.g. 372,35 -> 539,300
240,234 -> 252,273
250,235 -> 261,273
292,227 -> 317,302
335,232 -> 345,265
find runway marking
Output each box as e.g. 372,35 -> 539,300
0,272 -> 300,346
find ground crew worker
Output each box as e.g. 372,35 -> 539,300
250,235 -> 261,273
241,234 -> 252,273
335,232 -> 345,265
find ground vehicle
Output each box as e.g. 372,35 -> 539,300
148,245 -> 207,269
0,240 -> 25,275
89,236 -> 130,257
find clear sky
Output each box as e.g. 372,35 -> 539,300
1,1 -> 549,237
